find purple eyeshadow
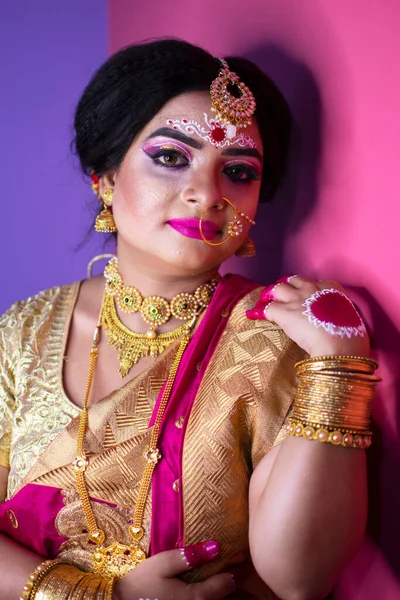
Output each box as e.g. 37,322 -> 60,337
141,140 -> 193,161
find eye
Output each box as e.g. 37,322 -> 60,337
144,147 -> 189,168
224,164 -> 260,184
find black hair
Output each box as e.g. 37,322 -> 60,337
73,38 -> 292,203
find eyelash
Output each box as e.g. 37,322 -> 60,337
144,148 -> 260,184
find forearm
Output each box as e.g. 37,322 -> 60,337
249,435 -> 367,600
0,533 -> 44,599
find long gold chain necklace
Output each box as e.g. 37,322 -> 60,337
102,257 -> 219,376
73,291 -> 199,581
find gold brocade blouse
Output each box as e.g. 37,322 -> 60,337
0,284 -> 81,498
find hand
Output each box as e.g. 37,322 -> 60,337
247,276 -> 370,358
114,540 -> 236,600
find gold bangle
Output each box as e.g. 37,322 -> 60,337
38,567 -> 73,598
286,418 -> 371,449
67,572 -> 115,600
20,559 -> 66,600
33,564 -> 86,599
295,355 -> 379,374
293,370 -> 377,430
289,356 -> 380,446
24,562 -> 113,600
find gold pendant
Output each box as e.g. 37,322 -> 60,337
93,542 -> 146,579
101,294 -> 192,376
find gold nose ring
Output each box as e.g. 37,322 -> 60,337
199,197 -> 255,247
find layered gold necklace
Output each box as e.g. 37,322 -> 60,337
102,257 -> 220,376
73,261 -> 220,581
74,312 -> 194,581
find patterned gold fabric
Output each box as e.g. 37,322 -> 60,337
0,284 -> 81,497
182,288 -> 305,584
25,340 -> 183,567
0,283 -> 306,594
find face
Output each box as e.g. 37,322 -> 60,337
107,91 -> 263,277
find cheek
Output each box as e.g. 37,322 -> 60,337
114,175 -> 167,222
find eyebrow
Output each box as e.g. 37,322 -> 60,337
221,147 -> 263,162
146,128 -> 203,149
145,127 -> 263,162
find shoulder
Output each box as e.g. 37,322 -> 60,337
0,282 -> 80,342
224,283 -> 298,358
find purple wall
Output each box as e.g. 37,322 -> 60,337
0,1 -> 109,313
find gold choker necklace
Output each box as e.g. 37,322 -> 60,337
102,258 -> 220,376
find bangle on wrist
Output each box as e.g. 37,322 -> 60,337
20,559 -> 66,600
20,559 -> 115,600
286,355 -> 380,448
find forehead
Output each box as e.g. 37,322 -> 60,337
138,90 -> 263,151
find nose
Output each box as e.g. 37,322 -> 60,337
180,172 -> 225,214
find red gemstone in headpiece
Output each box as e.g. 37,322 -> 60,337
91,173 -> 99,184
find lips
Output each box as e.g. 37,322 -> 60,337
168,218 -> 220,241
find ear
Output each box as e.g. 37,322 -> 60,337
98,171 -> 117,198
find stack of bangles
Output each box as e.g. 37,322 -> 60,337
20,558 -> 115,600
286,356 -> 381,449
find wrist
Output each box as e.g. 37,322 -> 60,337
309,345 -> 370,359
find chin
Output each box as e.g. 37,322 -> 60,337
159,248 -> 224,275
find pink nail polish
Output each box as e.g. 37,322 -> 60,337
260,284 -> 275,301
277,274 -> 295,282
202,540 -> 220,557
181,540 -> 220,568
246,307 -> 265,320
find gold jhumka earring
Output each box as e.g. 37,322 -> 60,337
235,236 -> 256,257
91,172 -> 117,233
95,188 -> 117,233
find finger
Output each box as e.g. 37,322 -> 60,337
260,275 -> 297,301
283,276 -> 317,293
316,279 -> 346,293
225,560 -> 254,588
153,540 -> 221,578
247,274 -> 302,320
246,303 -> 268,320
265,282 -> 298,303
263,300 -> 279,322
191,572 -> 236,599
275,274 -> 298,284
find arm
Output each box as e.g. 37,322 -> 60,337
249,436 -> 366,600
247,276 -> 373,600
0,466 -> 44,600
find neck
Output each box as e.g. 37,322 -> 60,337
115,244 -> 220,300
106,243 -> 220,334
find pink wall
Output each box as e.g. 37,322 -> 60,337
109,1 -> 400,598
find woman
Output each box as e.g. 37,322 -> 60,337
0,39 -> 379,600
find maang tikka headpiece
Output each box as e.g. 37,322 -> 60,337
166,58 -> 257,149
210,58 -> 256,138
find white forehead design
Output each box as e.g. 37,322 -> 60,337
166,113 -> 257,149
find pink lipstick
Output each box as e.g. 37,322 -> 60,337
168,218 -> 220,241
